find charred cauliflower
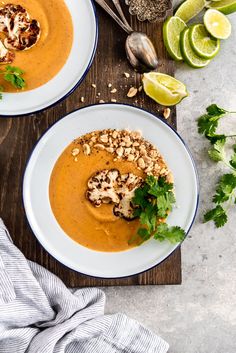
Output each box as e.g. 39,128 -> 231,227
86,169 -> 143,220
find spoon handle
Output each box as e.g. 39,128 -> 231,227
111,0 -> 133,33
95,0 -> 131,34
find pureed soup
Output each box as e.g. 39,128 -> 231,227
0,0 -> 73,91
49,129 -> 173,252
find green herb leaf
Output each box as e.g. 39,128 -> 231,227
137,228 -> 150,240
206,134 -> 226,145
229,151 -> 236,169
213,173 -> 236,204
197,113 -> 223,136
154,223 -> 185,243
3,65 -> 26,89
131,175 -> 185,244
206,104 -> 227,116
208,139 -> 226,162
204,205 -> 228,228
213,174 -> 236,204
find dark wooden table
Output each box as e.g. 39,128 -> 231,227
0,3 -> 181,286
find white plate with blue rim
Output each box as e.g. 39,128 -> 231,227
23,103 -> 199,278
0,0 -> 98,117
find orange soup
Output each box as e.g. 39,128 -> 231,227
0,0 -> 73,92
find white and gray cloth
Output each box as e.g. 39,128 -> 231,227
0,219 -> 169,353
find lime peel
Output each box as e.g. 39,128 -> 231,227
163,16 -> 187,61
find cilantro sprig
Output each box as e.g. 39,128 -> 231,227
131,175 -> 185,245
0,65 -> 26,99
198,104 -> 236,228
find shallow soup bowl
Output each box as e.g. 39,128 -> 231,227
23,104 -> 199,279
0,0 -> 98,116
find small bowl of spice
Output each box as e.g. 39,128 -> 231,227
125,0 -> 172,22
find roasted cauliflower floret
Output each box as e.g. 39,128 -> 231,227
0,39 -> 14,63
113,173 -> 143,220
86,169 -> 143,220
0,4 -> 40,51
86,169 -> 120,207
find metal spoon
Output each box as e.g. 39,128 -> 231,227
95,0 -> 158,72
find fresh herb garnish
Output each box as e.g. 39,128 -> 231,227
198,104 -> 236,228
2,65 -> 26,89
131,175 -> 185,244
0,65 -> 26,96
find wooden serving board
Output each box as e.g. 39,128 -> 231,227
0,3 -> 181,286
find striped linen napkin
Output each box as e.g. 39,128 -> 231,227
0,219 -> 169,353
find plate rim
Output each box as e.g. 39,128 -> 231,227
0,0 -> 98,118
22,102 -> 200,279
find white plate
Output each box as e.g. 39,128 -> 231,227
0,0 -> 98,116
23,104 -> 199,278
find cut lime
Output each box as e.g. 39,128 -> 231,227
206,0 -> 236,15
180,28 -> 211,68
189,24 -> 220,59
142,72 -> 188,106
163,16 -> 187,61
204,9 -> 231,39
175,0 -> 206,23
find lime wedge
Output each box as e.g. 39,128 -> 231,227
204,9 -> 231,39
180,28 -> 211,68
142,72 -> 188,106
175,0 -> 206,23
163,16 -> 187,61
189,24 -> 220,59
206,0 -> 236,15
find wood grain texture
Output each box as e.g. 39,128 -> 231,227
0,3 -> 181,286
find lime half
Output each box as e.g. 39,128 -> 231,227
163,16 -> 187,61
142,72 -> 188,106
206,0 -> 236,15
189,24 -> 220,59
180,28 -> 211,68
175,0 -> 206,23
204,9 -> 231,39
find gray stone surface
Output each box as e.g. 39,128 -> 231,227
103,4 -> 236,352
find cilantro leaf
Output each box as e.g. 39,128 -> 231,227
197,104 -> 228,137
131,175 -> 185,245
198,114 -> 222,136
137,228 -> 150,240
206,134 -> 226,145
229,151 -> 236,169
206,104 -> 227,116
213,173 -> 236,204
198,104 -> 236,228
208,139 -> 226,162
154,223 -> 185,243
204,205 -> 228,228
3,65 -> 26,89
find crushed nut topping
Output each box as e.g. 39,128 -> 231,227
163,108 -> 171,120
72,129 -> 171,179
127,87 -> 138,98
71,148 -> 80,156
